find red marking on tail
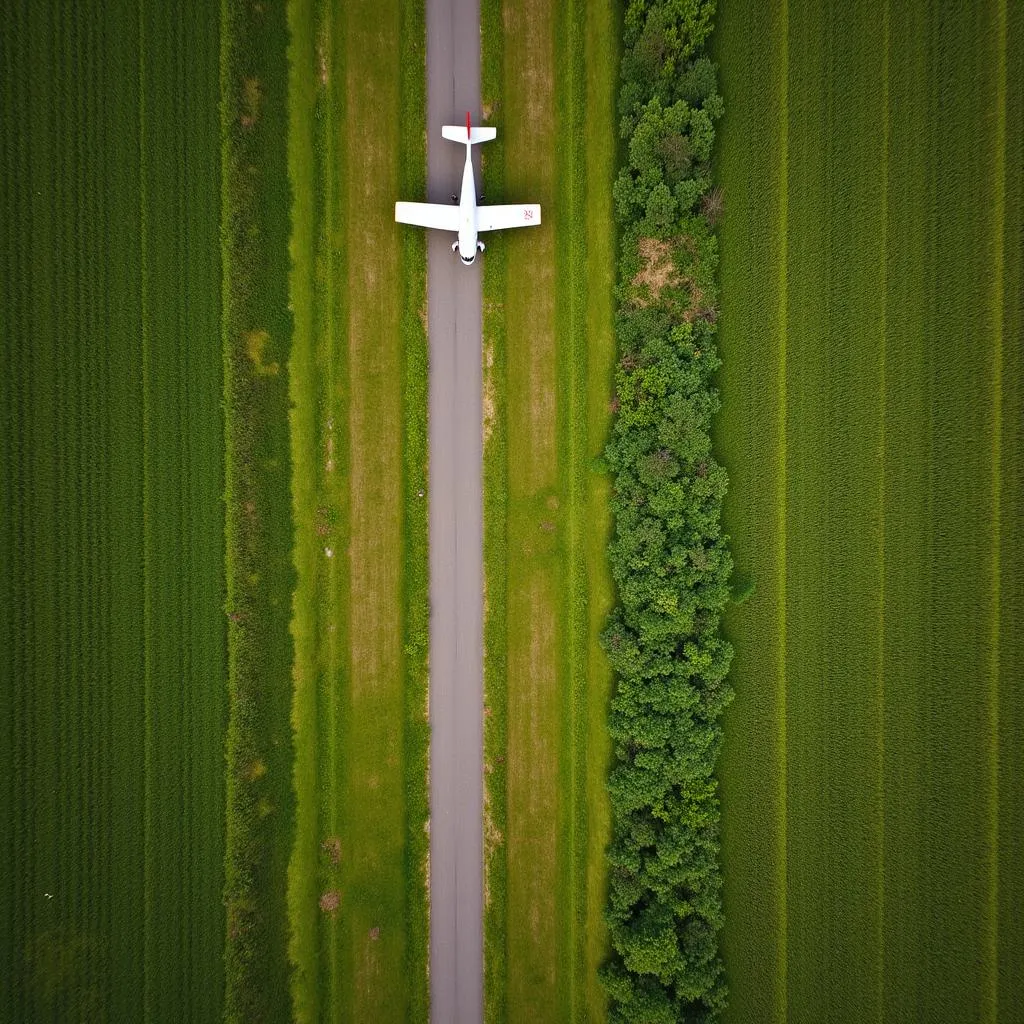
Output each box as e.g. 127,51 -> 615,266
466,111 -> 471,140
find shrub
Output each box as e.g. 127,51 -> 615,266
601,2 -> 732,1021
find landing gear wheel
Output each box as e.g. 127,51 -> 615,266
477,240 -> 486,253
451,240 -> 459,254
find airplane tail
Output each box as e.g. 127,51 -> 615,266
442,112 -> 496,145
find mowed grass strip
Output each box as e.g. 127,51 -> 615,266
580,0 -> 619,1019
485,2 -> 561,1016
2,0 -> 226,1019
714,0 -> 1022,1019
481,0 -> 617,1020
484,1 -> 560,1018
286,0 -> 428,1019
285,0 -> 322,1018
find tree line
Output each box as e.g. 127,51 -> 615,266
600,1 -> 733,1020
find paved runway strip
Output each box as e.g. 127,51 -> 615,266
426,0 -> 484,1020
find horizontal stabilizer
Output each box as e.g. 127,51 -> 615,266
442,124 -> 497,145
476,204 -> 542,232
395,201 -> 460,231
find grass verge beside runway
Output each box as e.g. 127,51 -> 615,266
713,0 -> 1023,1019
286,0 -> 429,1020
481,0 -> 618,1020
1,2 -> 226,1019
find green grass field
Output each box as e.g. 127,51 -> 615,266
480,0 -> 618,1020
1,2 -> 226,1020
713,0 -> 1023,1019
286,0 -> 428,1020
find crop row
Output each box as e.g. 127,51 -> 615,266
2,1 -> 226,1020
713,0 -> 1024,1020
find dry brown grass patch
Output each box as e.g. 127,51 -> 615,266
482,341 -> 496,444
632,237 -> 683,305
245,328 -> 280,375
241,77 -> 261,128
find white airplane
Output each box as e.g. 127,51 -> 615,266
395,112 -> 541,266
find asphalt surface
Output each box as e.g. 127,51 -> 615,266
426,0 -> 484,1021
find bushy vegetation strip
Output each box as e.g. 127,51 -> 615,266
221,0 -> 296,1019
599,2 -> 733,1020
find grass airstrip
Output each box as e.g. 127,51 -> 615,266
480,0 -> 618,1020
714,0 -> 1023,1019
4,0 -> 1021,1022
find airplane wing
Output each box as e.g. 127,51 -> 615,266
395,202 -> 460,231
476,204 -> 542,232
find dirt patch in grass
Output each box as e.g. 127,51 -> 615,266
482,341 -> 496,444
483,782 -> 504,911
632,237 -> 683,305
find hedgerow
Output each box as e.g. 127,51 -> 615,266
600,2 -> 733,1021
221,0 -> 296,1019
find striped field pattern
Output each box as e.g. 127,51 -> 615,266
286,0 -> 429,1019
1,2 -> 225,1021
714,0 -> 1023,1020
480,0 -> 618,1020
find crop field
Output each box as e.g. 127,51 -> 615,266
480,0 -> 618,1020
1,1 -> 225,1020
285,0 -> 429,1021
714,0 -> 1023,1020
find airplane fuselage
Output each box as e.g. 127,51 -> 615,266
394,113 -> 539,264
458,144 -> 480,265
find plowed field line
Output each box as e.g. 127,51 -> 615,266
776,1 -> 789,1014
987,4 -> 1006,1020
876,5 -> 889,1016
